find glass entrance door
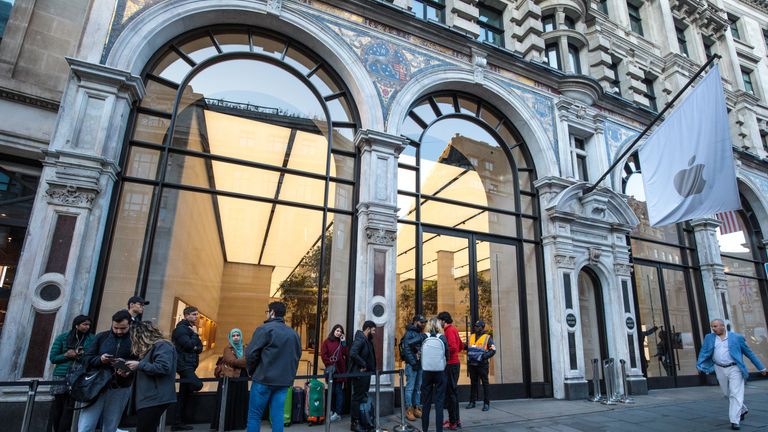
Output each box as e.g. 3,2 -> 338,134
634,262 -> 701,388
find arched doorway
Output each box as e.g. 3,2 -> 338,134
394,92 -> 546,397
578,268 -> 608,382
94,26 -> 360,376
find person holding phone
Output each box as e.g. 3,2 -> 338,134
321,324 -> 348,422
125,321 -> 177,432
48,315 -> 94,432
78,310 -> 137,432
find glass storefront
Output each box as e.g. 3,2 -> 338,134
96,27 -> 358,376
395,93 -> 545,396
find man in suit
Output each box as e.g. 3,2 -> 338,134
697,319 -> 767,430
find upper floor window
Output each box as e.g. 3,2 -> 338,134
642,77 -> 657,111
596,0 -> 609,15
0,0 -> 14,40
563,15 -> 576,30
741,68 -> 755,95
609,60 -> 621,94
763,29 -> 768,54
729,17 -> 741,40
478,4 -> 504,47
568,44 -> 582,74
413,0 -> 445,23
546,43 -> 561,70
676,25 -> 689,57
543,14 -> 556,32
571,135 -> 589,181
628,3 -> 643,36
703,38 -> 716,60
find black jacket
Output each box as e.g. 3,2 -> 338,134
134,340 -> 177,410
84,330 -> 135,388
245,317 -> 301,387
172,319 -> 203,372
349,330 -> 376,373
400,324 -> 426,368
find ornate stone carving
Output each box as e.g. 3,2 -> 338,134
472,49 -> 487,84
554,254 -> 576,269
45,184 -> 96,208
267,0 -> 282,14
614,263 -> 633,276
714,275 -> 728,291
366,227 -> 397,246
589,247 -> 602,264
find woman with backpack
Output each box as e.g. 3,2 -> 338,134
321,324 -> 348,422
420,317 -> 449,432
124,321 -> 177,432
211,328 -> 249,430
47,315 -> 94,432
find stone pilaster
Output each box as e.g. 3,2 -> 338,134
0,59 -> 144,380
690,217 -> 729,322
353,130 -> 405,403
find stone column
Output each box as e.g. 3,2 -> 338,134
691,217 -> 729,322
0,58 -> 144,379
353,130 -> 405,411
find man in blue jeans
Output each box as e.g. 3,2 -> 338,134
400,314 -> 427,421
245,301 -> 301,432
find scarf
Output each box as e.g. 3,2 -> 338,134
229,328 -> 244,358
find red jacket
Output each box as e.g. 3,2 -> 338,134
444,324 -> 464,365
320,337 -> 348,382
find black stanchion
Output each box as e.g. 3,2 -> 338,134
217,376 -> 230,432
374,370 -> 388,432
393,369 -> 417,432
20,379 -> 39,432
325,370 -> 334,432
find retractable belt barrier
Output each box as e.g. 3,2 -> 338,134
1,369 -> 416,432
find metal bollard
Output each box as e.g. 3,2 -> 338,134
374,371 -> 388,432
217,376 -> 229,432
157,410 -> 167,432
72,401 -> 82,432
618,359 -> 635,404
20,379 -> 39,432
393,369 -> 417,432
601,360 -> 616,405
325,371 -> 334,432
588,358 -> 602,402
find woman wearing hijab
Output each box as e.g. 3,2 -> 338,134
47,315 -> 94,432
321,324 -> 348,422
124,321 -> 177,432
211,328 -> 249,430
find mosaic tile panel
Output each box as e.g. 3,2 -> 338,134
604,120 -> 640,164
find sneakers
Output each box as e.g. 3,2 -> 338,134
482,403 -> 490,411
330,412 -> 342,422
406,407 -> 416,421
466,401 -> 476,409
443,420 -> 461,430
414,406 -> 423,418
740,409 -> 748,421
731,423 -> 741,430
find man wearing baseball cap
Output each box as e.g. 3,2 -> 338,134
127,296 -> 149,326
465,320 -> 495,411
399,314 -> 428,421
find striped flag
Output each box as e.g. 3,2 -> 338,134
715,210 -> 742,234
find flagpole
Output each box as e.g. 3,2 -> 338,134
583,54 -> 721,195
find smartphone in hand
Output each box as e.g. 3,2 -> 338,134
113,358 -> 131,373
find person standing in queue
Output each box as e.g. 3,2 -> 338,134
321,324 -> 348,422
437,311 -> 463,430
245,301 -> 301,432
349,320 -> 377,432
465,320 -> 495,411
171,306 -> 204,431
47,315 -> 94,432
125,321 -> 177,432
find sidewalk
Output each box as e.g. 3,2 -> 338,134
186,380 -> 768,431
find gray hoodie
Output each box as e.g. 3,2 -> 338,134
245,317 -> 302,386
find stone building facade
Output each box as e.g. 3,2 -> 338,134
0,0 -> 767,409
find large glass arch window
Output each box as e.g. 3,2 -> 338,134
396,93 -> 546,396
96,27 -> 359,377
623,153 -> 705,388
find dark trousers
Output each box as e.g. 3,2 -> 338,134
444,363 -> 460,424
468,363 -> 490,404
331,381 -> 345,415
137,403 -> 171,432
420,371 -> 446,432
47,392 -> 74,432
175,369 -> 203,425
351,376 -> 371,421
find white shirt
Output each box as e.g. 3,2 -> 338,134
713,334 -> 735,365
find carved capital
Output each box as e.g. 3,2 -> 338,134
714,275 -> 728,291
365,227 -> 397,246
554,254 -> 576,269
614,263 -> 633,276
45,184 -> 96,208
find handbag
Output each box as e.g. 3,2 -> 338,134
68,366 -> 113,403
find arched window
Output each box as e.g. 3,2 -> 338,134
396,92 -> 546,395
96,27 -> 359,374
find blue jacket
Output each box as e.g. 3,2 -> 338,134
697,332 -> 765,379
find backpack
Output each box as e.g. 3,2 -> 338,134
420,334 -> 446,372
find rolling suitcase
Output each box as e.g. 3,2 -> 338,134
305,378 -> 326,425
291,386 -> 306,424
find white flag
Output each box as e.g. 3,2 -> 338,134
639,65 -> 740,227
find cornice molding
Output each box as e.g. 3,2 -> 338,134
0,87 -> 59,112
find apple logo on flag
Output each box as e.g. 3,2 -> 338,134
673,155 -> 707,197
